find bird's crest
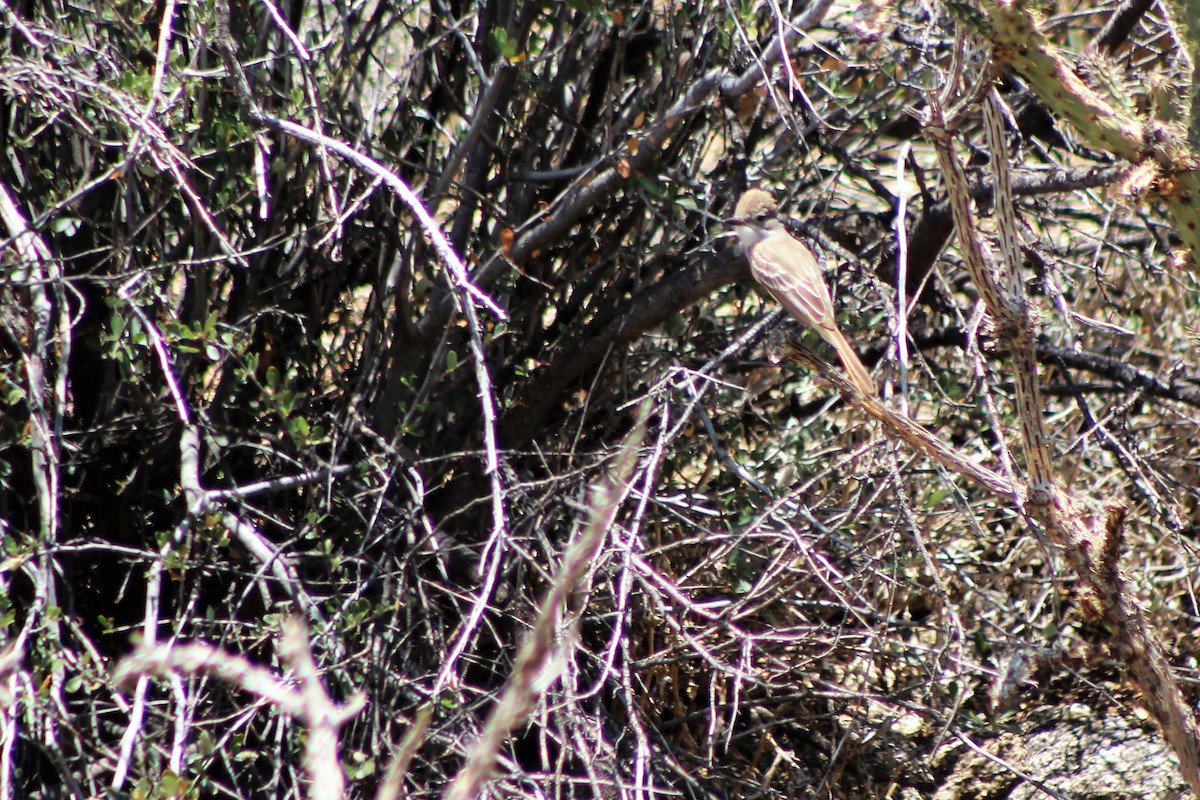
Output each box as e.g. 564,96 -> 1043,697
732,188 -> 778,222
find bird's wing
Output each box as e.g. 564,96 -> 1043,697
748,235 -> 836,329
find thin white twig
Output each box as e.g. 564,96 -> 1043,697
260,115 -> 506,320
114,619 -> 365,800
117,274 -> 191,425
0,177 -> 65,748
894,142 -> 912,413
258,0 -> 311,60
445,405 -> 649,800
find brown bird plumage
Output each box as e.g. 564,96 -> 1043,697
728,189 -> 874,395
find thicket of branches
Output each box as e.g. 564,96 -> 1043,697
5,0 -> 1200,798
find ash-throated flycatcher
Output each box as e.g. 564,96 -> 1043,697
728,188 -> 874,395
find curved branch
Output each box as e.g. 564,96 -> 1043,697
1092,0 -> 1156,53
907,326 -> 1200,408
414,9 -> 833,343
1039,342 -> 1200,408
500,252 -> 748,448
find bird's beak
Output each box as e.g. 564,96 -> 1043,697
717,219 -> 746,240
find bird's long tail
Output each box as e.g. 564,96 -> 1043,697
820,325 -> 874,396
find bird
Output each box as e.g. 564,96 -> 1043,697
727,188 -> 874,395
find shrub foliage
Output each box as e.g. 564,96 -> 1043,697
4,1 -> 1200,798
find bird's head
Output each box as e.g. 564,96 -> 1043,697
726,188 -> 785,249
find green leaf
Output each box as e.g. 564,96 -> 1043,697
488,26 -> 521,60
50,216 -> 81,236
277,390 -> 295,418
289,416 -> 309,439
489,27 -> 512,58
